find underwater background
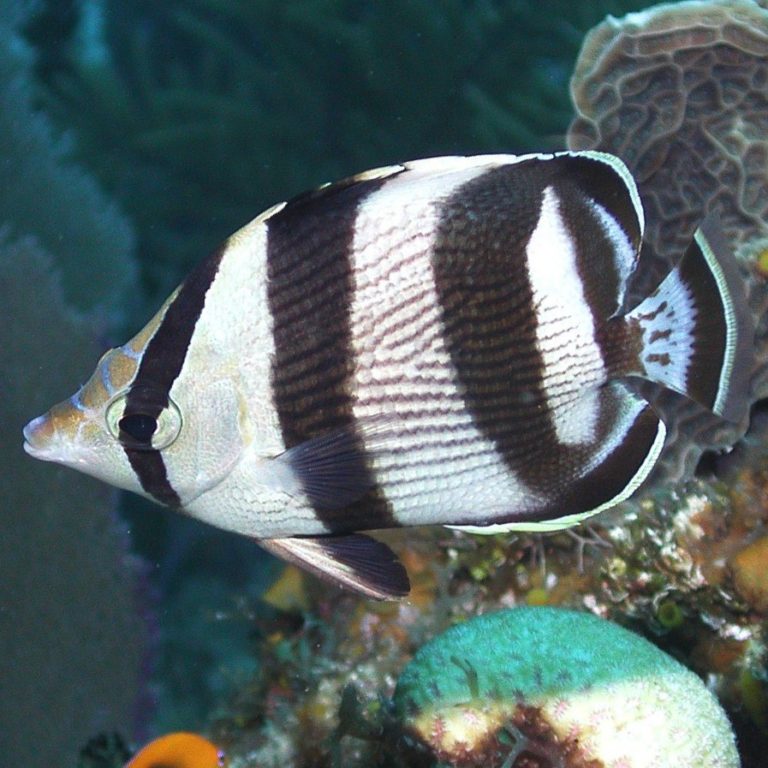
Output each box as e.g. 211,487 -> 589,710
2,0 -> 768,766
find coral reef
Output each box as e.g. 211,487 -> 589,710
392,607 -> 739,767
8,2 -> 767,766
567,0 -> 768,481
199,496 -> 767,765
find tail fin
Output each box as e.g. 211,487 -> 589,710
625,215 -> 753,423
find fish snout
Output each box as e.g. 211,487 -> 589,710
22,398 -> 87,461
23,412 -> 57,459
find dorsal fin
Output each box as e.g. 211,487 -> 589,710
544,151 -> 645,318
270,164 -> 405,222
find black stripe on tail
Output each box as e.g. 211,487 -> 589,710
628,215 -> 753,423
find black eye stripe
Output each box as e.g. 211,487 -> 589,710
119,413 -> 158,444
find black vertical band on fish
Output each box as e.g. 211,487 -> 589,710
266,167 -> 404,528
431,163 -> 553,484
557,162 -> 639,321
124,448 -> 182,508
121,244 -> 226,506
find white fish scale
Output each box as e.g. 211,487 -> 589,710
349,166 -> 546,524
368,290 -> 444,358
189,476 -> 327,539
535,310 -> 606,402
203,220 -> 282,448
527,186 -> 607,446
363,299 -> 445,366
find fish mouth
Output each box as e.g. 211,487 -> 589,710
22,415 -> 55,460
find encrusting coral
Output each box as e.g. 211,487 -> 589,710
124,732 -> 225,768
567,0 -> 768,482
392,607 -> 739,767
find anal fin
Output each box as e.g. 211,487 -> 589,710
258,534 -> 410,600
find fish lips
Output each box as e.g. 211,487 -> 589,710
23,414 -> 55,459
22,413 -> 83,465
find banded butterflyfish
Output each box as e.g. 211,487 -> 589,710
23,151 -> 752,599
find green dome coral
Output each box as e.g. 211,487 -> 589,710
393,607 -> 738,767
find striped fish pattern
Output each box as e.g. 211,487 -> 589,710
23,151 -> 752,599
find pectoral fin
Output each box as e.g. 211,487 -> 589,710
258,533 -> 410,600
262,415 -> 398,509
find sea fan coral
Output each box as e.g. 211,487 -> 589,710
0,0 -> 135,315
0,235 -> 148,768
0,4 -> 146,765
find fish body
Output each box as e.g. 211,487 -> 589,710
23,151 -> 752,598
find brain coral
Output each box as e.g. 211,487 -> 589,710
393,607 -> 739,768
567,0 -> 768,481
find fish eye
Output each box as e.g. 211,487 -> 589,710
106,390 -> 183,450
119,413 -> 157,443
